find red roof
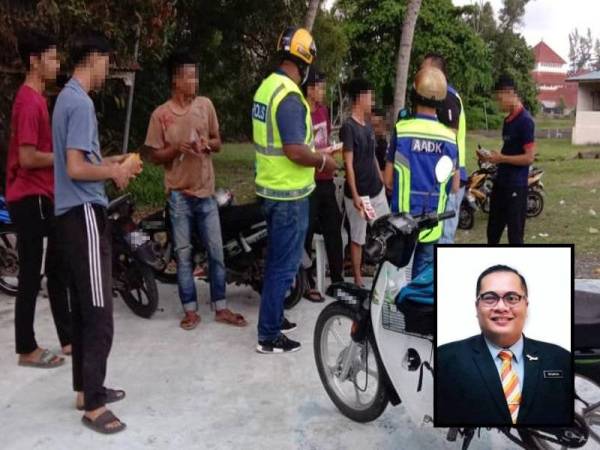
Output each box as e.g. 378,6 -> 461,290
532,72 -> 567,85
537,84 -> 578,108
533,41 -> 566,65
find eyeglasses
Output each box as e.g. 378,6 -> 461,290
477,291 -> 526,307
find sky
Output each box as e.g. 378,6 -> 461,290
451,0 -> 600,61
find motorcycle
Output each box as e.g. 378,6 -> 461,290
314,157 -> 592,449
139,190 -> 306,310
0,196 -> 18,296
108,194 -> 162,318
458,164 -> 546,230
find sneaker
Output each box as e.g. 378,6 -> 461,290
256,334 -> 301,354
281,317 -> 297,334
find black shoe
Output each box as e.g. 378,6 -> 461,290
281,317 -> 297,334
256,334 -> 301,354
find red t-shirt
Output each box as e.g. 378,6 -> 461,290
312,103 -> 334,181
5,85 -> 54,203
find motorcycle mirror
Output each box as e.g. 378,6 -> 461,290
435,155 -> 454,184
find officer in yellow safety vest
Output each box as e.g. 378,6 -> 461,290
252,27 -> 337,354
420,53 -> 467,244
384,67 -> 459,278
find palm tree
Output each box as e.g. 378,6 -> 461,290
304,0 -> 320,32
393,0 -> 423,116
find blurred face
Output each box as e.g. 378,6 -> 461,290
371,115 -> 386,136
308,81 -> 326,104
89,52 -> 110,89
476,271 -> 528,347
495,88 -> 516,113
358,90 -> 373,114
173,64 -> 198,97
31,46 -> 60,82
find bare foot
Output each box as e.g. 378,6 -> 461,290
62,344 -> 72,356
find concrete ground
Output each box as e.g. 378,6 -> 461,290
1,279 -> 599,450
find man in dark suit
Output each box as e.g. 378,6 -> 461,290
435,265 -> 572,427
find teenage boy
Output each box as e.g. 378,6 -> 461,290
303,69 -> 344,302
53,31 -> 141,434
341,79 -> 390,287
7,30 -> 71,369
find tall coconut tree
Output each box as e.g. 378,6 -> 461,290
393,0 -> 423,115
304,0 -> 320,31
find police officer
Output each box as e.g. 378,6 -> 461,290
252,27 -> 336,354
420,53 -> 467,244
384,67 -> 459,277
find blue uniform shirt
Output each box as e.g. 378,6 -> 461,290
387,114 -> 458,215
274,69 -> 307,145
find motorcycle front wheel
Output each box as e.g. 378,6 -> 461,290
458,204 -> 474,230
527,190 -> 544,218
117,257 -> 159,318
313,301 -> 389,423
0,228 -> 19,296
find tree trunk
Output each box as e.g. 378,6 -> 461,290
393,0 -> 423,116
304,0 -> 320,32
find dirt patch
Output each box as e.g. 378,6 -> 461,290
570,173 -> 600,188
576,254 -> 600,278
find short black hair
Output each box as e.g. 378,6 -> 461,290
17,30 -> 57,70
306,68 -> 325,87
476,264 -> 528,297
70,31 -> 111,67
166,49 -> 196,84
494,74 -> 516,92
423,52 -> 447,75
372,107 -> 385,118
346,78 -> 372,104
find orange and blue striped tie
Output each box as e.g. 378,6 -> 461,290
499,350 -> 521,424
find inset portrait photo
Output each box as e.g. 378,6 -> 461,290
434,245 -> 574,428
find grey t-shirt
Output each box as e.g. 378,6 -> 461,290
52,78 -> 107,216
341,117 -> 383,198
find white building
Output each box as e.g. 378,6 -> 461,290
567,71 -> 600,145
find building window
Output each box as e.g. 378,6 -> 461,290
593,91 -> 600,111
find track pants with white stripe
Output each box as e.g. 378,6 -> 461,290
58,202 -> 113,411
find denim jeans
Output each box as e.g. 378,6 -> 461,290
168,191 -> 226,312
439,186 -> 466,244
412,242 -> 434,279
258,198 -> 309,341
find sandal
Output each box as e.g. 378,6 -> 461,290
77,388 -> 126,411
18,349 -> 64,369
215,309 -> 248,327
180,312 -> 201,330
81,410 -> 126,434
303,289 -> 325,303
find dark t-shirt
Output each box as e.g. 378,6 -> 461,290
437,87 -> 461,130
496,107 -> 535,187
341,117 -> 383,198
375,135 -> 388,171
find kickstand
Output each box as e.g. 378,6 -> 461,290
461,428 -> 475,450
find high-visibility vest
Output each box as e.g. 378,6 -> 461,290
252,72 -> 315,201
392,117 -> 458,243
448,85 -> 467,180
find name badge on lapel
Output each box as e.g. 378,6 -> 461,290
544,370 -> 564,379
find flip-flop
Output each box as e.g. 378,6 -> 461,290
76,388 -> 126,411
180,313 -> 201,330
304,289 -> 325,303
215,309 -> 248,327
18,349 -> 64,369
81,410 -> 126,434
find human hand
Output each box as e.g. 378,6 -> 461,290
112,163 -> 130,190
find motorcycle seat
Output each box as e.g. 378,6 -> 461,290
108,194 -> 132,214
219,203 -> 265,237
575,290 -> 600,349
326,282 -> 370,307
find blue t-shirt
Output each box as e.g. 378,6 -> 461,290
52,78 -> 107,216
387,114 -> 458,215
274,69 -> 307,145
496,107 -> 535,187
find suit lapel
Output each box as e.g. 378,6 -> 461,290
518,336 -> 541,423
471,334 -> 512,422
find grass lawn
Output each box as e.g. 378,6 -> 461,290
534,117 -> 575,130
129,135 -> 600,276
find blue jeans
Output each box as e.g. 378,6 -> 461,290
439,186 -> 466,244
258,198 -> 309,341
168,192 -> 226,312
412,242 -> 434,279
